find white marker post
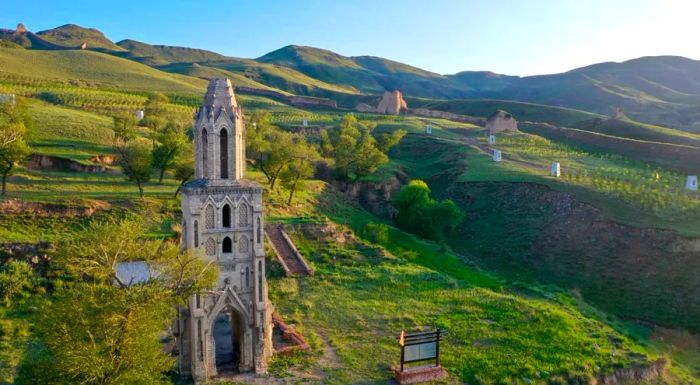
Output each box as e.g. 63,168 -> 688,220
426,125 -> 432,134
493,149 -> 502,162
686,176 -> 698,191
488,135 -> 496,145
551,162 -> 561,177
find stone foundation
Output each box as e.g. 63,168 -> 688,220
391,365 -> 446,384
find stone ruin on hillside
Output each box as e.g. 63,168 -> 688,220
355,90 -> 407,115
611,107 -> 627,120
15,23 -> 27,34
486,110 -> 518,133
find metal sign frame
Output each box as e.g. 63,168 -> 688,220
397,329 -> 446,371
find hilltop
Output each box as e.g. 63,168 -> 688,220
4,23 -> 700,130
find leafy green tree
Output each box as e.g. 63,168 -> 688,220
0,99 -> 31,196
112,113 -> 138,146
394,179 -> 464,241
152,124 -> 188,183
117,139 -> 153,198
246,115 -> 295,189
17,220 -> 217,385
279,137 -> 320,205
173,145 -> 194,197
324,114 -> 395,181
142,93 -> 169,147
378,129 -> 407,153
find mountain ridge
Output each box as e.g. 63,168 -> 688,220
4,23 -> 700,130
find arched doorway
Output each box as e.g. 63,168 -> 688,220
213,308 -> 243,374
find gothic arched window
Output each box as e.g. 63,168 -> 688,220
182,220 -> 187,245
245,267 -> 250,288
201,128 -> 209,177
222,204 -> 231,228
193,220 -> 199,247
239,202 -> 249,226
239,235 -> 249,253
256,217 -> 261,244
205,237 -> 216,256
205,205 -> 215,229
258,261 -> 263,301
222,236 -> 232,254
220,128 -> 228,179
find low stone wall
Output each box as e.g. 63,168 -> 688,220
408,108 -> 486,126
272,313 -> 310,356
289,95 -> 338,109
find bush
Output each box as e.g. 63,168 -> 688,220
362,222 -> 389,245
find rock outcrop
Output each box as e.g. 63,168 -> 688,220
486,110 -> 518,132
15,23 -> 27,34
375,90 -> 407,115
611,107 -> 627,120
355,90 -> 407,115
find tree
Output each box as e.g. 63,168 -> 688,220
152,124 -> 188,183
112,113 -> 138,146
394,179 -> 464,241
118,139 -> 153,198
279,138 -> 320,205
17,220 -> 217,385
142,93 -> 169,147
323,114 -> 397,181
0,99 -> 31,196
172,145 -> 194,197
246,115 -> 295,189
378,129 -> 407,153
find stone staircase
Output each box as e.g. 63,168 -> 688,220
265,224 -> 313,277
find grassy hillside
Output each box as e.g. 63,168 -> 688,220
0,46 -> 205,94
571,117 -> 700,147
200,58 -> 358,95
158,62 -> 287,93
35,24 -> 126,51
408,98 -> 604,126
116,39 -> 227,65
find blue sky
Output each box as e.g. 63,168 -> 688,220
2,0 -> 699,76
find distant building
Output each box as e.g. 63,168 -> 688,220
136,110 -> 144,120
686,176 -> 698,191
493,149 -> 502,162
551,162 -> 561,177
488,135 -> 496,145
426,125 -> 432,134
302,119 -> 308,127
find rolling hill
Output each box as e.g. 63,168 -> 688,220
4,22 -> 700,131
0,45 -> 206,94
36,24 -> 126,51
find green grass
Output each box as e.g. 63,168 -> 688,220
572,117 -> 700,147
269,215 -> 675,384
408,98 -> 605,126
0,47 -> 206,94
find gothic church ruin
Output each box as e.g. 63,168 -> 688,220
177,78 -> 273,381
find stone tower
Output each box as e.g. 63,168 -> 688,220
177,78 -> 273,382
